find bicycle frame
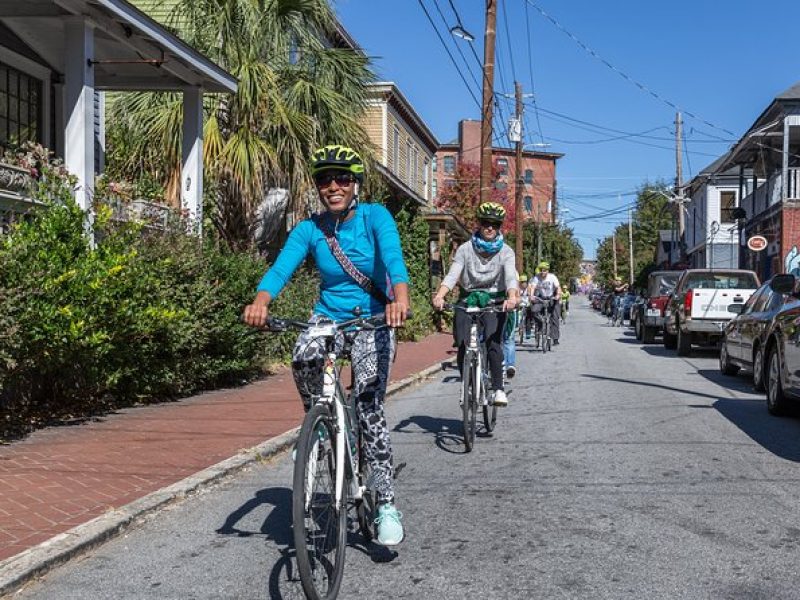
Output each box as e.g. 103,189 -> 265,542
276,317 -> 381,512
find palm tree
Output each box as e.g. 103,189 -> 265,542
107,0 -> 375,249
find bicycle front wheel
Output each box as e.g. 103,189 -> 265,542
461,353 -> 477,452
293,403 -> 347,600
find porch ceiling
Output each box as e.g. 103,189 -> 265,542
0,0 -> 236,93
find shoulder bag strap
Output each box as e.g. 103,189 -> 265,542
314,215 -> 391,305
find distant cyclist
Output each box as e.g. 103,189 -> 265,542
432,202 -> 519,406
243,145 -> 408,546
529,261 -> 562,345
503,273 -> 528,379
560,284 -> 571,323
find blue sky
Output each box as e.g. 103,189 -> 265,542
335,0 -> 800,258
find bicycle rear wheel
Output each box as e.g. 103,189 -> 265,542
461,354 -> 477,452
293,403 -> 346,600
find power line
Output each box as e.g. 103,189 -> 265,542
430,0 -> 482,91
523,0 -> 737,137
416,0 -> 481,108
523,0 -> 545,144
500,0 -> 517,82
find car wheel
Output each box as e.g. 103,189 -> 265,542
753,346 -> 766,392
676,324 -> 692,356
719,339 -> 739,376
767,349 -> 791,416
642,325 -> 656,344
635,317 -> 643,340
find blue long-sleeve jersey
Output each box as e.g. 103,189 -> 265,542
257,203 -> 409,321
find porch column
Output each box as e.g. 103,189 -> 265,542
782,116 -> 790,201
64,17 -> 95,239
182,87 -> 203,236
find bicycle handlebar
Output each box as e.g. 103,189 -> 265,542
264,311 -> 411,334
440,299 -> 507,314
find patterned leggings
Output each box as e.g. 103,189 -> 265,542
292,320 -> 396,503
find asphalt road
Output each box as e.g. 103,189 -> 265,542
15,297 -> 800,599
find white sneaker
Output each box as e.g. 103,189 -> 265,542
493,389 -> 508,407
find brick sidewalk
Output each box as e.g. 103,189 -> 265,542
0,333 -> 455,563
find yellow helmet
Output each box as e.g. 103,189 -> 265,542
476,202 -> 506,223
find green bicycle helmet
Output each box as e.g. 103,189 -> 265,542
476,201 -> 506,223
310,145 -> 365,182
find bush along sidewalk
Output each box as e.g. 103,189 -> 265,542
0,172 -> 318,442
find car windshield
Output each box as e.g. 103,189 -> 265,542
648,273 -> 679,297
684,272 -> 758,289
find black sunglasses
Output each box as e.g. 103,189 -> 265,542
479,219 -> 501,228
314,172 -> 356,187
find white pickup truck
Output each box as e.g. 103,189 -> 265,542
663,269 -> 760,356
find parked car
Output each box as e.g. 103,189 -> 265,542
755,274 -> 800,415
621,292 -> 637,321
663,269 -> 759,356
719,277 -> 790,391
634,271 -> 681,343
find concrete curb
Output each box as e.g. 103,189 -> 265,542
0,358 -> 452,597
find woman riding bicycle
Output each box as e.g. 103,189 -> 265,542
432,202 -> 519,406
243,145 -> 409,546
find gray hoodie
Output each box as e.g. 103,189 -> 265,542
442,240 -> 518,294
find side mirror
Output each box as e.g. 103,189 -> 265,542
771,273 -> 797,295
727,303 -> 744,315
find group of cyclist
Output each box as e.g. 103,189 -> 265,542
242,146 -> 568,550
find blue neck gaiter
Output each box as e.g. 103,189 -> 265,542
472,231 -> 504,255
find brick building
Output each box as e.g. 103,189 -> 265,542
433,119 -> 563,223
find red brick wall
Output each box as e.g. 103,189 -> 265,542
432,119 -> 558,225
781,205 -> 800,273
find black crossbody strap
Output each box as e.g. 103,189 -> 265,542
314,215 -> 391,305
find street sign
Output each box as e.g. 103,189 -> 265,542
747,235 -> 768,252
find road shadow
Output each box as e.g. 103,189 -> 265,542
711,396 -> 800,462
217,486 -> 293,545
393,414 -> 483,453
581,373 -> 722,401
696,368 -> 756,395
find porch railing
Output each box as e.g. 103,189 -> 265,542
740,169 -> 799,218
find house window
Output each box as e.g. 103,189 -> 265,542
423,158 -> 429,195
413,147 -> 419,187
443,155 -> 455,174
497,158 -> 508,177
494,182 -> 507,191
393,126 -> 400,172
432,156 -> 437,172
444,179 -> 456,189
524,169 -> 533,184
406,141 -> 412,182
0,61 -> 42,148
432,178 -> 437,199
524,196 -> 533,213
720,191 -> 737,222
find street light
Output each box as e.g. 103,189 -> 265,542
450,25 -> 475,42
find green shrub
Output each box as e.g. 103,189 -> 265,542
0,192 -> 319,441
394,207 -> 434,341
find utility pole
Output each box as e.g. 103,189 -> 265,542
479,0 -> 497,205
628,207 -> 635,286
612,231 -> 618,278
675,111 -> 685,260
514,81 -> 524,274
537,203 -> 543,264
